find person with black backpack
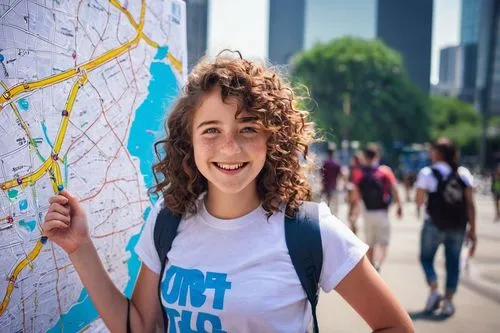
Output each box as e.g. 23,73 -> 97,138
43,54 -> 413,332
415,137 -> 477,317
351,144 -> 403,272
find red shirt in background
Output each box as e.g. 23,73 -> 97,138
351,165 -> 397,186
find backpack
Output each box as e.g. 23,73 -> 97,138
358,166 -> 391,210
153,202 -> 323,333
427,168 -> 468,230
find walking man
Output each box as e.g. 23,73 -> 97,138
351,144 -> 403,272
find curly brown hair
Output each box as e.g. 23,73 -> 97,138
152,52 -> 315,217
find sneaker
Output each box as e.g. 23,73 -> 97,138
440,299 -> 455,317
424,291 -> 442,313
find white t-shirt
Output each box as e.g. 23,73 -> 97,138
135,196 -> 368,333
415,162 -> 474,193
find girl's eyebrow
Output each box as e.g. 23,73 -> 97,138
196,120 -> 221,129
196,117 -> 257,129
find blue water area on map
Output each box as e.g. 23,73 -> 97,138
48,47 -> 180,333
41,121 -> 54,149
0,54 -> 4,62
18,219 -> 36,232
18,98 -> 29,111
154,46 -> 169,60
7,189 -> 18,199
128,50 -> 179,189
19,199 -> 28,211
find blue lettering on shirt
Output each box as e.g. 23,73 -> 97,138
162,265 -> 232,332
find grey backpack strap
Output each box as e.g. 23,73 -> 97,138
153,207 -> 182,332
284,202 -> 323,333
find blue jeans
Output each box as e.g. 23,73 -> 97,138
419,219 -> 465,294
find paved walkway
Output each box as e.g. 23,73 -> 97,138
316,192 -> 500,332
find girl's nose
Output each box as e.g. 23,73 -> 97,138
220,134 -> 242,155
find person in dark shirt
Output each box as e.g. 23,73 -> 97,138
321,148 -> 342,214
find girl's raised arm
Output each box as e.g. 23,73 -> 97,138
44,190 -> 161,332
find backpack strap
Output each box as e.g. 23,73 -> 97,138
431,167 -> 466,188
284,202 -> 323,333
153,206 -> 182,332
430,167 -> 444,186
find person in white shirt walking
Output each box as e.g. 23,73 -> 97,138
415,137 -> 477,317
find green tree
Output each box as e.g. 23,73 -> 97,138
430,95 -> 481,155
292,37 -> 430,149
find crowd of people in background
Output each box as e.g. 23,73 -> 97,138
321,137 -> 481,317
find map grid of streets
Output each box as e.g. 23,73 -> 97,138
0,0 -> 186,331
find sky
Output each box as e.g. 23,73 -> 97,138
208,0 -> 462,85
208,0 -> 269,60
431,0 -> 461,84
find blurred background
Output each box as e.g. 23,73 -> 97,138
185,0 -> 499,177
183,1 -> 500,332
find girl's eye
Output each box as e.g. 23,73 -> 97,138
203,128 -> 219,134
241,127 -> 257,133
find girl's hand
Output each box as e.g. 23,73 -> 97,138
43,190 -> 90,254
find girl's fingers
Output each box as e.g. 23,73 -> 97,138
45,212 -> 70,225
59,190 -> 83,213
49,195 -> 69,205
48,203 -> 70,216
43,220 -> 69,233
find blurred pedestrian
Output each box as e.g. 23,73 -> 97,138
402,155 -> 417,202
415,137 -> 477,317
491,164 -> 500,221
347,152 -> 365,234
351,144 -> 403,272
321,147 -> 342,214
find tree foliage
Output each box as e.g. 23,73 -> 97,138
291,37 -> 430,149
430,95 -> 481,154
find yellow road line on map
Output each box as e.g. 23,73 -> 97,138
109,0 -> 183,72
0,1 -> 149,317
0,0 -> 145,107
0,76 -> 87,191
0,0 -> 141,191
0,239 -> 43,316
53,75 -> 87,152
50,161 -> 63,193
167,53 -> 183,72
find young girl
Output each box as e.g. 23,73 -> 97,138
44,54 -> 413,332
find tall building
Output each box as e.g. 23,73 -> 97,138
461,0 -> 480,44
376,0 -> 433,92
186,0 -> 208,71
476,0 -> 500,115
439,46 -> 458,89
436,44 -> 477,102
268,0 -> 305,65
304,0 -> 376,49
476,0 -> 500,166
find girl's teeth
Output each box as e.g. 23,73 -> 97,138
217,163 -> 244,170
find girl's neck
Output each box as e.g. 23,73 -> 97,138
205,182 -> 261,219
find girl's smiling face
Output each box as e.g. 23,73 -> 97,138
191,88 -> 268,195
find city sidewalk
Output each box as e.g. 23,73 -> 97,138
316,192 -> 500,333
